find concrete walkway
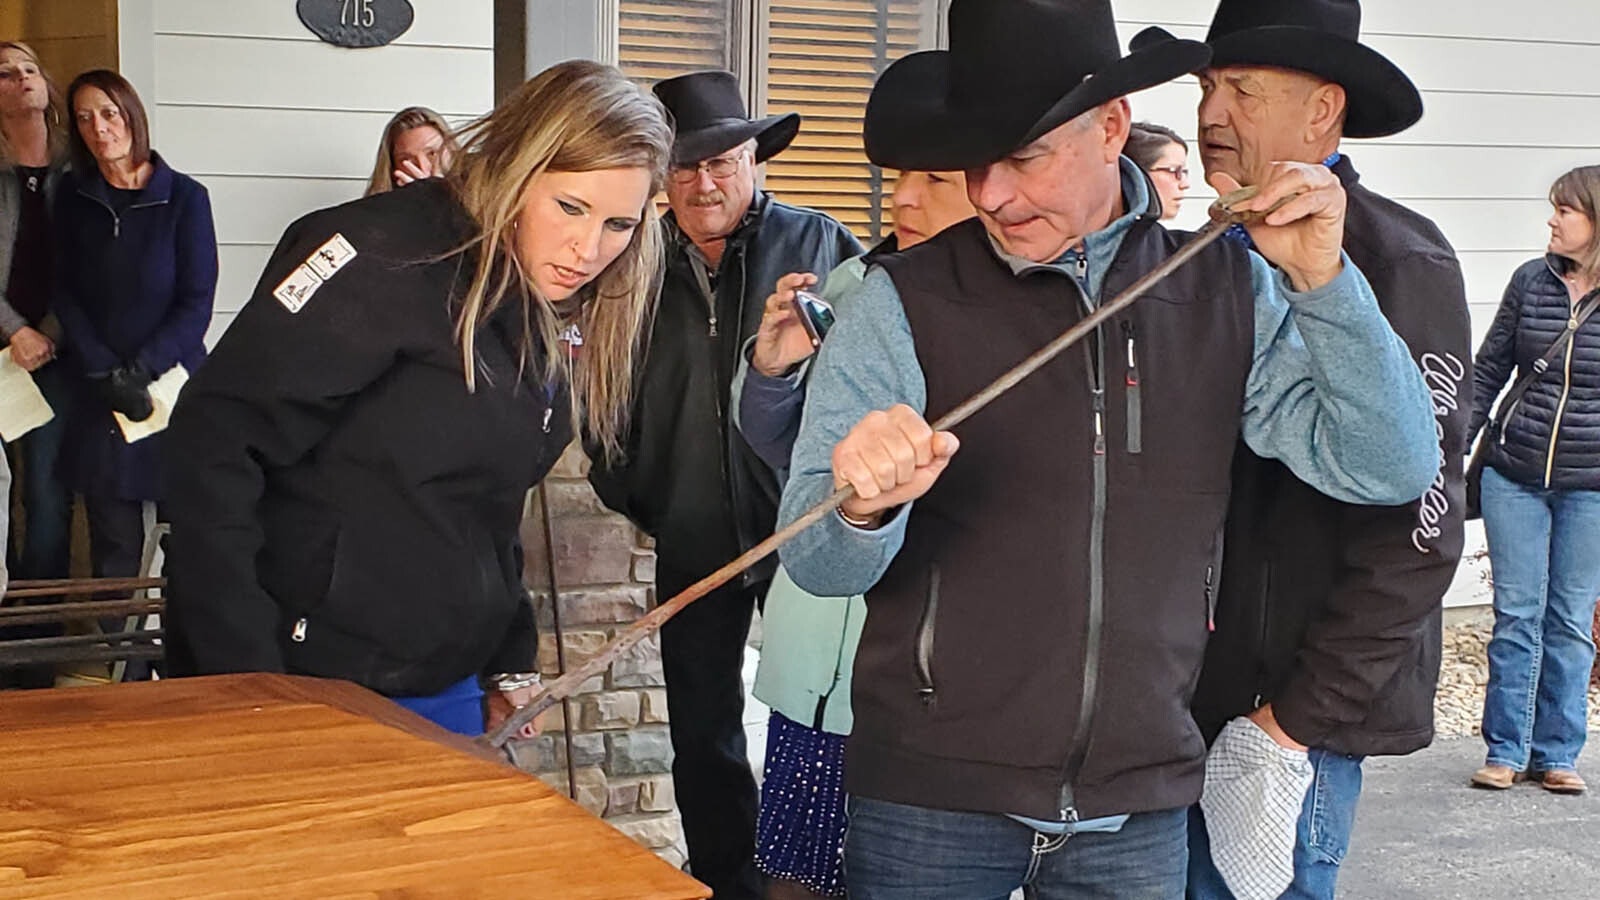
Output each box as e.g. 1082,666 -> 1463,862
1340,738 -> 1600,899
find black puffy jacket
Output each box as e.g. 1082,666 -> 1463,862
588,193 -> 861,581
1470,255 -> 1600,491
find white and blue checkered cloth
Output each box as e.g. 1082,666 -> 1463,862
1200,716 -> 1315,900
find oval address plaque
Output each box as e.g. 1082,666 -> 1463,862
298,0 -> 415,49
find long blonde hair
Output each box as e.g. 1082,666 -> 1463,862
447,60 -> 671,462
0,41 -> 67,167
1551,165 -> 1600,283
365,106 -> 460,196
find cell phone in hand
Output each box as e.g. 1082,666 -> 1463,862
792,289 -> 836,348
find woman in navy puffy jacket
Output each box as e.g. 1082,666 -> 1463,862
1471,165 -> 1600,794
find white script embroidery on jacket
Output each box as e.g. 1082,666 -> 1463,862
1412,352 -> 1465,553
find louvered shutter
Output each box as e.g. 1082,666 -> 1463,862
762,1 -> 926,241
618,0 -> 733,88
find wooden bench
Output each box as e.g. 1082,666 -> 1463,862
0,575 -> 166,668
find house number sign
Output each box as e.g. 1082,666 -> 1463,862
297,0 -> 415,48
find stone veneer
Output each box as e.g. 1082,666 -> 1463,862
513,443 -> 688,867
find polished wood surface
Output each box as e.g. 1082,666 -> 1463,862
0,674 -> 708,899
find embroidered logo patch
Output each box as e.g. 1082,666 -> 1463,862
273,233 -> 358,313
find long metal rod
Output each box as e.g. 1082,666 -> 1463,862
537,484 -> 580,801
485,195 -> 1263,750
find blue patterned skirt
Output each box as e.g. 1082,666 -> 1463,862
756,711 -> 848,896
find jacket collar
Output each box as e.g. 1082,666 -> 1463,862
77,150 -> 174,207
1328,151 -> 1360,190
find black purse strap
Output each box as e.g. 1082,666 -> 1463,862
1488,290 -> 1600,434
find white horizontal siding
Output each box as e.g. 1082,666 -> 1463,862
130,0 -> 493,346
153,0 -> 494,48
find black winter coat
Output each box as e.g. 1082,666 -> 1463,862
588,193 -> 861,582
165,181 -> 570,697
1191,156 -> 1473,757
1470,255 -> 1600,491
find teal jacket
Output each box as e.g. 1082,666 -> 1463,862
731,255 -> 869,736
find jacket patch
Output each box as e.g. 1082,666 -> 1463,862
274,233 -> 357,313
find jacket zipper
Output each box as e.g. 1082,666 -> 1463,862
80,187 -> 166,239
1056,258 -> 1107,824
914,566 -> 941,705
1204,564 -> 1216,632
1543,315 -> 1578,487
1121,320 -> 1142,454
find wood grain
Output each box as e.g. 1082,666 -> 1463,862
0,674 -> 708,899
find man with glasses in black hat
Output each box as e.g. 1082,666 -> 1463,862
587,69 -> 860,900
772,0 -> 1441,896
1125,2 -> 1472,898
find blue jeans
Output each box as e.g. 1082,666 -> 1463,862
1187,749 -> 1365,900
1480,466 -> 1600,772
844,796 -> 1188,900
3,360 -> 72,580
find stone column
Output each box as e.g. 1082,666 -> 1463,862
511,443 -> 687,868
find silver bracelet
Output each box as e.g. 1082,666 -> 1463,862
836,506 -> 878,529
492,671 -> 542,693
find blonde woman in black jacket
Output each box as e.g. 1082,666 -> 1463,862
1471,165 -> 1600,794
165,61 -> 671,737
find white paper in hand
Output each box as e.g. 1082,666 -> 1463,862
0,347 -> 54,440
113,365 -> 189,444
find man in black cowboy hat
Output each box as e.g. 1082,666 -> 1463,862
587,69 -> 860,900
1128,3 -> 1471,898
773,0 -> 1441,896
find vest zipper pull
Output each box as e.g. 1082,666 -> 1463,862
1092,388 -> 1106,455
708,314 -> 718,338
542,408 -> 553,433
291,618 -> 308,642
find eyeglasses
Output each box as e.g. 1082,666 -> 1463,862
669,151 -> 748,183
1149,165 -> 1190,180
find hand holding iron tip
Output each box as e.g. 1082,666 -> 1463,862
1210,162 -> 1346,292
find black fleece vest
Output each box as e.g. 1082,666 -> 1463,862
851,216 -> 1255,820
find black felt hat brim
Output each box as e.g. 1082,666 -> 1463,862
864,40 -> 1211,172
1131,25 -> 1422,138
671,112 -> 802,167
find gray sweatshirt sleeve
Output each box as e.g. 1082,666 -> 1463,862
776,267 -> 925,597
1242,251 -> 1438,505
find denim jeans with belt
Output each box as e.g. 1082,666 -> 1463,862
1187,748 -> 1366,900
1479,465 -> 1600,772
844,796 -> 1188,900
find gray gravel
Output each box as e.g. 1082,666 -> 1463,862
1435,610 -> 1600,740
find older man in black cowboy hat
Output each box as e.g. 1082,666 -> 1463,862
586,69 -> 859,900
1124,2 -> 1472,898
772,0 -> 1441,896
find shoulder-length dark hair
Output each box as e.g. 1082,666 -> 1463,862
1550,165 -> 1600,282
65,69 -> 151,175
1124,121 -> 1186,172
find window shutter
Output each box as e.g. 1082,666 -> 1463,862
762,1 -> 926,242
618,0 -> 733,88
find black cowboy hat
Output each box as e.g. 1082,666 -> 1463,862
653,70 -> 801,167
862,0 -> 1209,172
1130,0 -> 1421,138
